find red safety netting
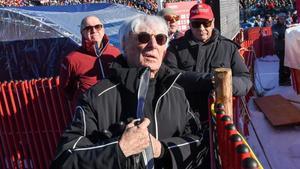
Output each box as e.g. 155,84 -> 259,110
291,68 -> 300,94
243,27 -> 275,58
0,77 -> 73,169
208,93 -> 263,169
244,27 -> 262,58
239,40 -> 256,71
239,39 -> 256,103
260,27 -> 274,56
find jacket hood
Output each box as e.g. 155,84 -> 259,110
109,57 -> 180,94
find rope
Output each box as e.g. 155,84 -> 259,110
240,97 -> 274,169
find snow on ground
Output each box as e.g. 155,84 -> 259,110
246,55 -> 300,169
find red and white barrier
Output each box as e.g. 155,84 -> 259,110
209,102 -> 263,169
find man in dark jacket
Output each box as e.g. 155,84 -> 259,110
164,3 -> 252,168
164,3 -> 252,122
272,12 -> 291,86
60,15 -> 120,108
51,15 -> 205,169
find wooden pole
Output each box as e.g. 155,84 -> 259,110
214,68 -> 233,118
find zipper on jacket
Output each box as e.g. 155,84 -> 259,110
94,41 -> 109,79
153,73 -> 182,139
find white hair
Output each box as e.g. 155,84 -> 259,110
118,15 -> 169,53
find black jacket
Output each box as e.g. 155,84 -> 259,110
272,23 -> 286,52
51,57 -> 205,169
164,29 -> 252,121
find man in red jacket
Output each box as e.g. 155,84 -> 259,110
60,15 -> 120,107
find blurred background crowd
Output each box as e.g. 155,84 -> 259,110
0,0 -> 165,14
240,0 -> 297,28
0,0 -> 298,26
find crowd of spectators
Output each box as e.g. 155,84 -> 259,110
0,0 -> 192,14
240,0 -> 296,19
1,0 -> 298,23
0,0 -> 159,14
0,0 -> 26,7
240,0 -> 298,30
1,0 -> 297,15
241,10 -> 298,29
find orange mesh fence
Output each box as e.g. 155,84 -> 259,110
244,27 -> 262,58
0,77 -> 73,169
260,27 -> 275,56
243,27 -> 275,58
239,40 -> 256,71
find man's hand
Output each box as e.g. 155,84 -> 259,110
119,118 -> 151,157
149,134 -> 162,158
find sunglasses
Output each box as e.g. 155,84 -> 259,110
164,15 -> 180,23
82,24 -> 103,32
137,32 -> 168,46
190,20 -> 213,28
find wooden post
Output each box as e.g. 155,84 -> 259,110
214,68 -> 233,118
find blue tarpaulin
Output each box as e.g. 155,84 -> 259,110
0,3 -> 142,81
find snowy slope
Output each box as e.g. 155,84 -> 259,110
247,55 -> 300,169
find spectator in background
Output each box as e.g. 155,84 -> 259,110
292,10 -> 298,23
254,14 -> 264,27
286,11 -> 293,25
165,2 -> 252,122
60,15 -> 120,108
157,8 -> 183,40
264,14 -> 274,27
51,15 -> 205,169
272,12 -> 291,86
164,3 -> 252,167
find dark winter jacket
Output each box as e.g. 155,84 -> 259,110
170,30 -> 184,40
164,29 -> 252,121
272,23 -> 286,52
51,57 -> 206,169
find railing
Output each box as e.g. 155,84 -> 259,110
209,68 -> 263,169
243,27 -> 275,58
0,76 -> 262,169
209,101 -> 264,169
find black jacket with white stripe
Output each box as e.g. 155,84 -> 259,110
51,57 -> 205,169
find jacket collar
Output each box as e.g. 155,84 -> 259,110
80,34 -> 110,56
184,28 -> 219,46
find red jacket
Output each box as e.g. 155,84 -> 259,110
60,35 -> 120,106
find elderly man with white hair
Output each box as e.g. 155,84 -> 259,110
51,15 -> 205,169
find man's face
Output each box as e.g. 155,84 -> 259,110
278,16 -> 286,24
164,15 -> 180,35
81,16 -> 104,44
190,19 -> 214,42
124,26 -> 168,77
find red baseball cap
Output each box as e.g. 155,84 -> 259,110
189,3 -> 214,20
